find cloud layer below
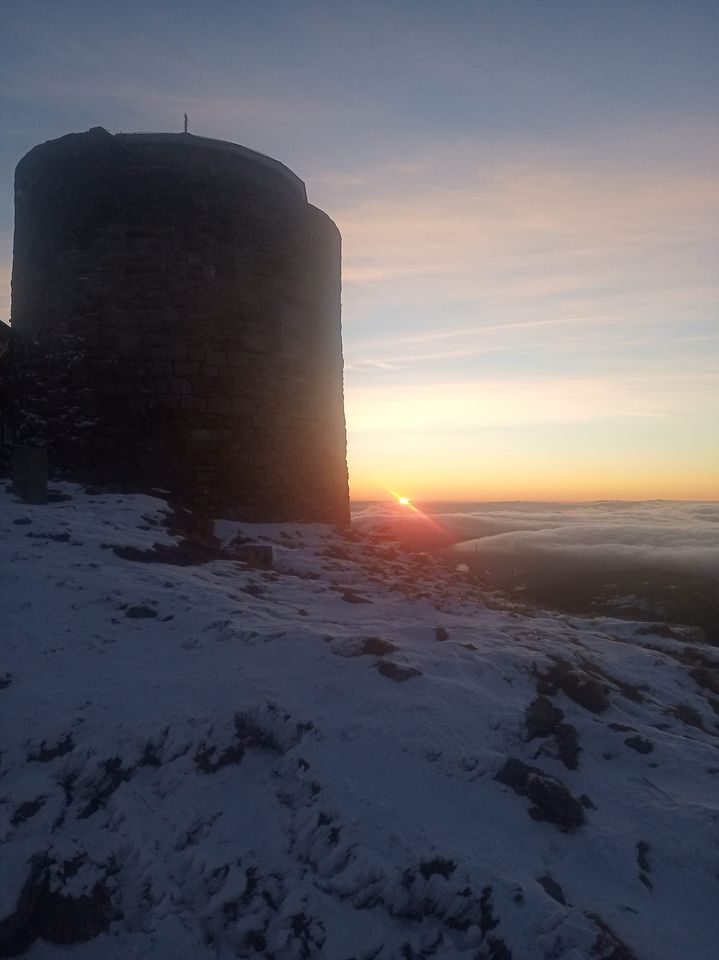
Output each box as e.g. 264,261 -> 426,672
353,500 -> 719,583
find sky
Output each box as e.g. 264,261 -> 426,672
1,0 -> 718,501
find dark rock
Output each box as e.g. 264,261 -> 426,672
0,856 -> 47,955
34,873 -> 114,946
125,605 -> 157,619
495,757 -> 531,791
46,490 -> 72,503
536,677 -> 557,696
486,938 -> 513,960
341,590 -> 372,604
196,711 -> 284,773
555,723 -> 581,770
28,734 -> 74,762
479,886 -> 499,936
0,855 -> 114,954
624,735 -> 653,754
524,696 -> 564,740
536,874 -> 566,905
527,779 -> 585,830
537,658 -> 610,714
495,758 -> 586,831
419,858 -> 456,880
673,703 -> 705,730
691,666 -> 719,695
435,626 -> 449,642
357,637 -> 397,656
375,661 -> 422,682
78,757 -> 134,818
196,741 -> 245,774
242,583 -> 266,598
231,543 -> 273,568
11,798 -> 46,827
113,539 -> 220,566
636,841 -> 651,888
587,912 -> 639,959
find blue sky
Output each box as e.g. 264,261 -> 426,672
2,0 -> 717,498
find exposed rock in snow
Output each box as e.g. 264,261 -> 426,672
1,484 -> 718,959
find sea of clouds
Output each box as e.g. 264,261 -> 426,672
352,500 -> 719,585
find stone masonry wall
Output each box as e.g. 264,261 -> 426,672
9,128 -> 349,523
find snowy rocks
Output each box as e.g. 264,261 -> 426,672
524,695 -> 564,740
494,758 -> 586,831
523,696 -> 581,770
535,657 -> 610,714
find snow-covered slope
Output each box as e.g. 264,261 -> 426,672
1,485 -> 717,959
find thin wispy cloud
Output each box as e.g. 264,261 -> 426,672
347,372 -> 719,434
334,155 -> 718,309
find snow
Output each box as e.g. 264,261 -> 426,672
1,484 -> 718,959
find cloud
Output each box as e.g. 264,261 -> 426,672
346,372 -> 719,432
333,153 -> 719,315
317,139 -> 719,380
355,500 -> 719,582
455,501 -> 719,580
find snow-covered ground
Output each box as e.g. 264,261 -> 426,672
1,484 -> 717,959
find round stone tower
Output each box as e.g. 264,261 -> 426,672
9,127 -> 349,523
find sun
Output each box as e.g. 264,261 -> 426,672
386,487 -> 415,508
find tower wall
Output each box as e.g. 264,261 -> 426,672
9,128 -> 349,523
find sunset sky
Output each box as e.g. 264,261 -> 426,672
1,0 -> 717,501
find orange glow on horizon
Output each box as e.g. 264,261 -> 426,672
353,467 -> 719,504
344,373 -> 719,504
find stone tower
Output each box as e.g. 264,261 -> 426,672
8,127 -> 349,524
